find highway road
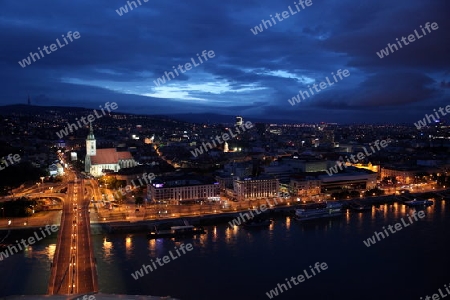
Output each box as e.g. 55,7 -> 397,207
48,171 -> 98,295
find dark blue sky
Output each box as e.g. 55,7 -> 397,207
1,0 -> 449,123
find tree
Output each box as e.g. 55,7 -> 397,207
0,197 -> 36,217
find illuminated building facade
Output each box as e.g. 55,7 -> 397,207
234,176 -> 279,201
148,176 -> 219,203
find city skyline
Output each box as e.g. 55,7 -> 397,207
1,2 -> 450,298
1,94 -> 450,299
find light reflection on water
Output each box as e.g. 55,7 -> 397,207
102,236 -> 113,261
125,236 -> 132,258
285,216 -> 291,229
91,200 -> 449,300
1,200 -> 448,299
0,239 -> 57,297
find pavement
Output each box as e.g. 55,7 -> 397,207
0,210 -> 61,230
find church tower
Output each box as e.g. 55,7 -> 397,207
86,123 -> 96,156
85,123 -> 96,173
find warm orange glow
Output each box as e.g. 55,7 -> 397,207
103,237 -> 113,258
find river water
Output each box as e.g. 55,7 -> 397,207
1,200 -> 449,300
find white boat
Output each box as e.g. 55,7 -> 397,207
294,202 -> 343,221
147,219 -> 205,239
404,199 -> 433,207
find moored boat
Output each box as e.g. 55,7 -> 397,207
147,225 -> 205,239
349,202 -> 372,212
293,202 -> 343,221
404,199 -> 433,207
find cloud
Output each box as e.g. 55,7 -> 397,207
0,0 -> 449,123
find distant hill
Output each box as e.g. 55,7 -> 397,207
0,104 -> 87,115
168,113 -> 285,125
0,104 -> 286,124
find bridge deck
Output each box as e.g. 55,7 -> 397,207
48,175 -> 98,295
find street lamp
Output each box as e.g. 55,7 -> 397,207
40,177 -> 45,192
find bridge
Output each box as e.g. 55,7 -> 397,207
2,170 -> 179,299
47,172 -> 98,295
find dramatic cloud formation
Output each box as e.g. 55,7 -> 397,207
1,0 -> 449,123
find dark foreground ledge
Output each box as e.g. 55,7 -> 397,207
3,293 -> 179,300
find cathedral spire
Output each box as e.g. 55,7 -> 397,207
87,123 -> 95,140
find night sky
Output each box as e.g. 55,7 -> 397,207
1,0 -> 449,123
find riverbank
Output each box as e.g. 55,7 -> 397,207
2,190 -> 448,237
91,190 -> 449,234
